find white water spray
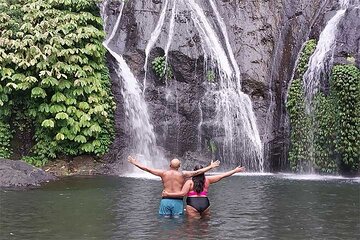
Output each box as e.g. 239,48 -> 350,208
102,1 -> 166,171
185,0 -> 263,171
209,0 -> 241,84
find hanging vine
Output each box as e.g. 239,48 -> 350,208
313,93 -> 337,173
331,64 -> 360,173
286,40 -> 316,171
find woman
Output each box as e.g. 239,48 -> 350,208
163,165 -> 245,218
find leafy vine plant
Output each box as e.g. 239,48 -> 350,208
286,40 -> 316,172
0,0 -> 115,166
152,56 -> 173,83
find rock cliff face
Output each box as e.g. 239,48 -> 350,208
333,6 -> 360,67
103,0 -> 351,171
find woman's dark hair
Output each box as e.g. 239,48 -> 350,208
192,165 -> 205,193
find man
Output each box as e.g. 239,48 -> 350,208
128,156 -> 220,216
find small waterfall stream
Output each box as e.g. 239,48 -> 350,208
143,0 -> 170,93
303,0 -> 351,111
101,1 -> 166,172
185,0 -> 263,171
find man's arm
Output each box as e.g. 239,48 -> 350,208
182,160 -> 220,178
128,156 -> 164,177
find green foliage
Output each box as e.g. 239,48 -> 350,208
295,39 -> 317,77
331,65 -> 360,172
312,65 -> 360,173
0,0 -> 115,164
313,93 -> 337,173
206,70 -> 215,82
151,56 -> 173,82
23,156 -> 48,167
0,121 -> 12,158
286,40 -> 316,171
287,39 -> 360,174
286,79 -> 312,171
206,139 -> 217,154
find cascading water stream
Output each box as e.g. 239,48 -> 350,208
209,0 -> 241,84
184,0 -> 264,171
164,0 -> 177,61
303,0 -> 351,112
100,0 -> 110,29
143,0 -> 169,93
101,1 -> 166,172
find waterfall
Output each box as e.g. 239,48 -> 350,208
209,0 -> 241,84
164,0 -> 177,60
302,1 -> 345,173
101,1 -> 166,171
101,0 -> 264,171
185,0 -> 264,171
303,0 -> 350,112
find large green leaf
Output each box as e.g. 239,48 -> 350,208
55,112 -> 69,120
31,87 -> 47,98
74,135 -> 86,143
41,119 -> 55,128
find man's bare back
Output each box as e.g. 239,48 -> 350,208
161,170 -> 187,193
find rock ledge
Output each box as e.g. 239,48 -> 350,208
0,159 -> 56,188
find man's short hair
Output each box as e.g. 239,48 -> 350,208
170,159 -> 181,169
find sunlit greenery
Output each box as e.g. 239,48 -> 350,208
0,0 -> 115,166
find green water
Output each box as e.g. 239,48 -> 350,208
0,175 -> 359,239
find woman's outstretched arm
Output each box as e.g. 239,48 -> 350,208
207,166 -> 245,184
182,160 -> 220,177
162,180 -> 192,197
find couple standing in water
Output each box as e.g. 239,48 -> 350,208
128,156 -> 245,218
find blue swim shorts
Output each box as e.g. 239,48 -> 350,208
159,197 -> 184,216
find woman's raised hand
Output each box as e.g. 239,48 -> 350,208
128,156 -> 137,164
210,160 -> 220,168
235,166 -> 246,173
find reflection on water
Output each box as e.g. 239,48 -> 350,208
0,175 -> 359,240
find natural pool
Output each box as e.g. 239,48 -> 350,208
0,174 -> 359,240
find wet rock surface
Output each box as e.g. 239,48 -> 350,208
103,0 -> 350,171
334,6 -> 360,67
0,159 -> 56,188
